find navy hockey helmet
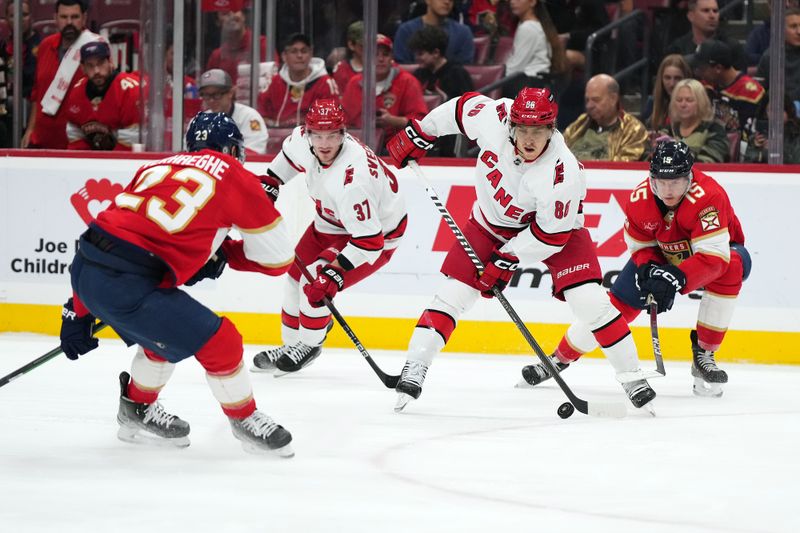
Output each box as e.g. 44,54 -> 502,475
186,111 -> 246,163
650,140 -> 694,180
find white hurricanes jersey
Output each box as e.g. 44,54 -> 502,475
419,92 -> 586,265
267,127 -> 407,269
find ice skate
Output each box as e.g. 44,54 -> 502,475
252,344 -> 293,373
690,330 -> 727,398
229,410 -> 294,458
516,354 -> 569,388
394,360 -> 429,412
621,379 -> 656,415
116,372 -> 190,448
274,342 -> 322,375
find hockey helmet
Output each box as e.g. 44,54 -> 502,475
306,98 -> 346,132
650,140 -> 694,179
186,111 -> 245,163
510,87 -> 558,127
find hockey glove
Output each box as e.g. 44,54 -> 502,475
81,121 -> 116,151
637,263 -> 686,313
185,247 -> 228,286
258,172 -> 283,203
387,119 -> 436,168
60,298 -> 99,360
475,249 -> 519,298
303,264 -> 345,308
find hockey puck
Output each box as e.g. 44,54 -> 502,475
557,402 -> 575,419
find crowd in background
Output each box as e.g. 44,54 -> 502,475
0,0 -> 798,163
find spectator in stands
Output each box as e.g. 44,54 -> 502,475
64,42 -> 140,151
409,25 -> 474,101
0,0 -> 42,147
342,34 -> 428,144
666,0 -> 748,71
756,7 -> 800,103
205,9 -> 268,82
332,21 -> 365,93
544,0 -> 611,71
257,33 -> 338,128
744,96 -> 800,163
199,68 -> 267,155
23,0 -> 102,149
745,0 -> 800,67
644,54 -> 693,131
502,0 -> 566,97
393,0 -> 475,65
656,78 -> 728,162
562,73 -> 648,161
693,39 -> 765,140
468,0 -> 515,38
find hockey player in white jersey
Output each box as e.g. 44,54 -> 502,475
252,99 -> 407,374
386,88 -> 656,412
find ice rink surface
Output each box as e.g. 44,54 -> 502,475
1,333 -> 798,533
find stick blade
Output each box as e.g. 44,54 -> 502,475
586,400 -> 628,419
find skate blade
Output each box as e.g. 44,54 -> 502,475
643,403 -> 657,417
250,364 -> 277,374
117,425 -> 190,448
616,369 -> 665,383
240,440 -> 295,458
394,393 -> 414,412
514,378 -> 535,389
693,378 -> 723,398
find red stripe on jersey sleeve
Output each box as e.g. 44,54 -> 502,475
529,219 -> 572,247
416,309 -> 457,344
455,92 -> 481,140
350,232 -> 385,252
385,215 -> 408,240
283,151 -> 305,173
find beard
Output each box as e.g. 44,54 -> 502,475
61,24 -> 80,43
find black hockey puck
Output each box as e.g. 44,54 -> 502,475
557,402 -> 575,419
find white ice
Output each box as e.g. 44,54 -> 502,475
1,333 -> 798,533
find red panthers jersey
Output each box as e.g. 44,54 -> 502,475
623,169 -> 745,293
94,149 -> 293,286
65,72 -> 141,150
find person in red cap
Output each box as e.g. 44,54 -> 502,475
22,0 -> 102,149
251,98 -> 408,375
341,34 -> 427,146
385,87 -> 656,413
64,41 -> 141,151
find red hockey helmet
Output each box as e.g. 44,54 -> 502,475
509,87 -> 558,127
305,98 -> 345,131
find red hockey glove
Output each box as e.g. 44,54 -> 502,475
387,119 -> 436,168
258,173 -> 283,203
476,249 -> 519,298
303,264 -> 345,308
60,298 -> 99,360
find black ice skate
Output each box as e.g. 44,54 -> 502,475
690,330 -> 727,397
274,343 -> 322,375
394,360 -> 429,412
621,379 -> 657,412
517,354 -> 569,388
229,410 -> 294,457
252,345 -> 292,373
116,372 -> 190,448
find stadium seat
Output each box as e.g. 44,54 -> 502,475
348,128 -> 385,153
397,63 -> 418,75
473,35 -> 490,65
465,64 -> 505,99
493,36 -> 514,64
423,93 -> 444,111
31,20 -> 57,36
727,131 -> 741,162
266,128 -> 294,155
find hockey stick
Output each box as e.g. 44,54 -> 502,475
0,321 -> 108,389
646,294 -> 666,376
407,161 -> 627,418
295,258 -> 400,388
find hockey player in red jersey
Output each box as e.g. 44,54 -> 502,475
251,98 -> 407,374
64,41 -> 140,151
387,87 -> 657,412
522,141 -> 750,397
58,112 -> 296,456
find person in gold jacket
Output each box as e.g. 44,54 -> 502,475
562,74 -> 648,161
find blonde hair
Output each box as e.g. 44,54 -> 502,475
651,54 -> 692,130
669,78 -> 713,124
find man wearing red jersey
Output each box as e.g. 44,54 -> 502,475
521,141 -> 750,397
65,41 -> 140,151
22,0 -> 102,149
58,113 -> 296,456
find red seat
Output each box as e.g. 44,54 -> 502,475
347,128 -> 385,153
465,64 -> 505,99
473,35 -> 490,65
396,63 -> 418,75
493,36 -> 514,64
726,131 -> 741,162
423,93 -> 444,111
31,20 -> 57,36
266,128 -> 295,155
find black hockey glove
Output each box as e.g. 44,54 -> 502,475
185,247 -> 228,286
637,263 -> 686,313
60,298 -> 99,360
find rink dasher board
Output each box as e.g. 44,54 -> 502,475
0,153 -> 797,363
